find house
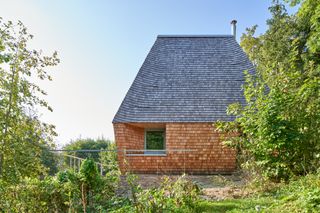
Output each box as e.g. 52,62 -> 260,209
113,21 -> 254,174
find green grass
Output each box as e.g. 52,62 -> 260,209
194,172 -> 320,213
195,197 -> 273,213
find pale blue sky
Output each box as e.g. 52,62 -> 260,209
0,1 -> 297,146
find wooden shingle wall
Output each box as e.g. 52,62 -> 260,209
114,123 -> 236,174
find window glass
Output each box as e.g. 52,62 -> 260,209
145,130 -> 165,153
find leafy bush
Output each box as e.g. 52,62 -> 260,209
0,158 -> 119,212
270,171 -> 320,212
195,171 -> 320,212
0,177 -> 68,212
0,18 -> 59,184
116,174 -> 200,212
216,0 -> 320,181
41,145 -> 59,175
63,137 -> 113,162
59,158 -> 118,212
99,142 -> 120,175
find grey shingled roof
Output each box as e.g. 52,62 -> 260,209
113,35 -> 254,123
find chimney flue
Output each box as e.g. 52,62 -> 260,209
231,20 -> 237,38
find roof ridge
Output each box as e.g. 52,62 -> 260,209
113,33 -> 254,123
157,35 -> 233,38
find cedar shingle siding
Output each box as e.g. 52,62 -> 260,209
113,35 -> 254,174
115,123 -> 236,174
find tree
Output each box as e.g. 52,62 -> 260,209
216,0 -> 320,180
40,145 -> 59,175
0,18 -> 59,183
62,137 -> 113,163
99,142 -> 118,173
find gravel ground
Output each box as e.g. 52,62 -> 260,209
117,173 -> 245,200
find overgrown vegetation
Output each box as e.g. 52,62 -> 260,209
0,0 -> 319,212
63,137 -> 113,162
100,142 -> 119,173
197,171 -> 320,212
115,174 -> 200,212
216,0 -> 320,181
0,157 -> 200,212
0,159 -> 118,212
0,17 -> 59,184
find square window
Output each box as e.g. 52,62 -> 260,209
145,129 -> 165,155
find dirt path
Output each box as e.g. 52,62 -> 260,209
117,174 -> 245,200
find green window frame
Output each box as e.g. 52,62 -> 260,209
144,129 -> 166,155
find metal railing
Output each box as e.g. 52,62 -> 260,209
124,149 -> 195,156
50,148 -> 197,176
50,150 -> 109,175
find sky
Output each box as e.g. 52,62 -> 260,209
0,0 -> 297,146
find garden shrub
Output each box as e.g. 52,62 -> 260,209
59,158 -> 118,212
116,174 -> 200,212
0,177 -> 68,212
274,171 -> 320,212
0,158 -> 119,212
216,0 -> 320,181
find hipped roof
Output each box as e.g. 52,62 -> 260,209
113,35 -> 254,123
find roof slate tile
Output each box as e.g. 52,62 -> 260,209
113,35 -> 254,123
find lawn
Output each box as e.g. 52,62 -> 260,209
194,172 -> 320,213
195,197 -> 274,213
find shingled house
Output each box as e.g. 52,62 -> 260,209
113,21 -> 254,174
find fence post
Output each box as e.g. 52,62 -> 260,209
124,148 -> 127,172
73,154 -> 76,171
157,158 -> 159,176
184,150 -> 186,174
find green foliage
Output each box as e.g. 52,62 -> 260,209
0,177 -> 68,212
40,145 -> 59,175
63,137 -> 112,162
266,171 -> 320,212
0,159 -> 118,212
15,168 -> 212,213
99,142 -> 120,179
0,18 -> 59,183
216,0 -> 320,181
117,174 -> 200,212
283,0 -> 302,6
195,198 -> 274,213
195,171 -> 320,212
145,130 -> 165,150
80,158 -> 100,187
66,158 -> 117,212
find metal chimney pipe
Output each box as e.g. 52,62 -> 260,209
231,20 -> 237,38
